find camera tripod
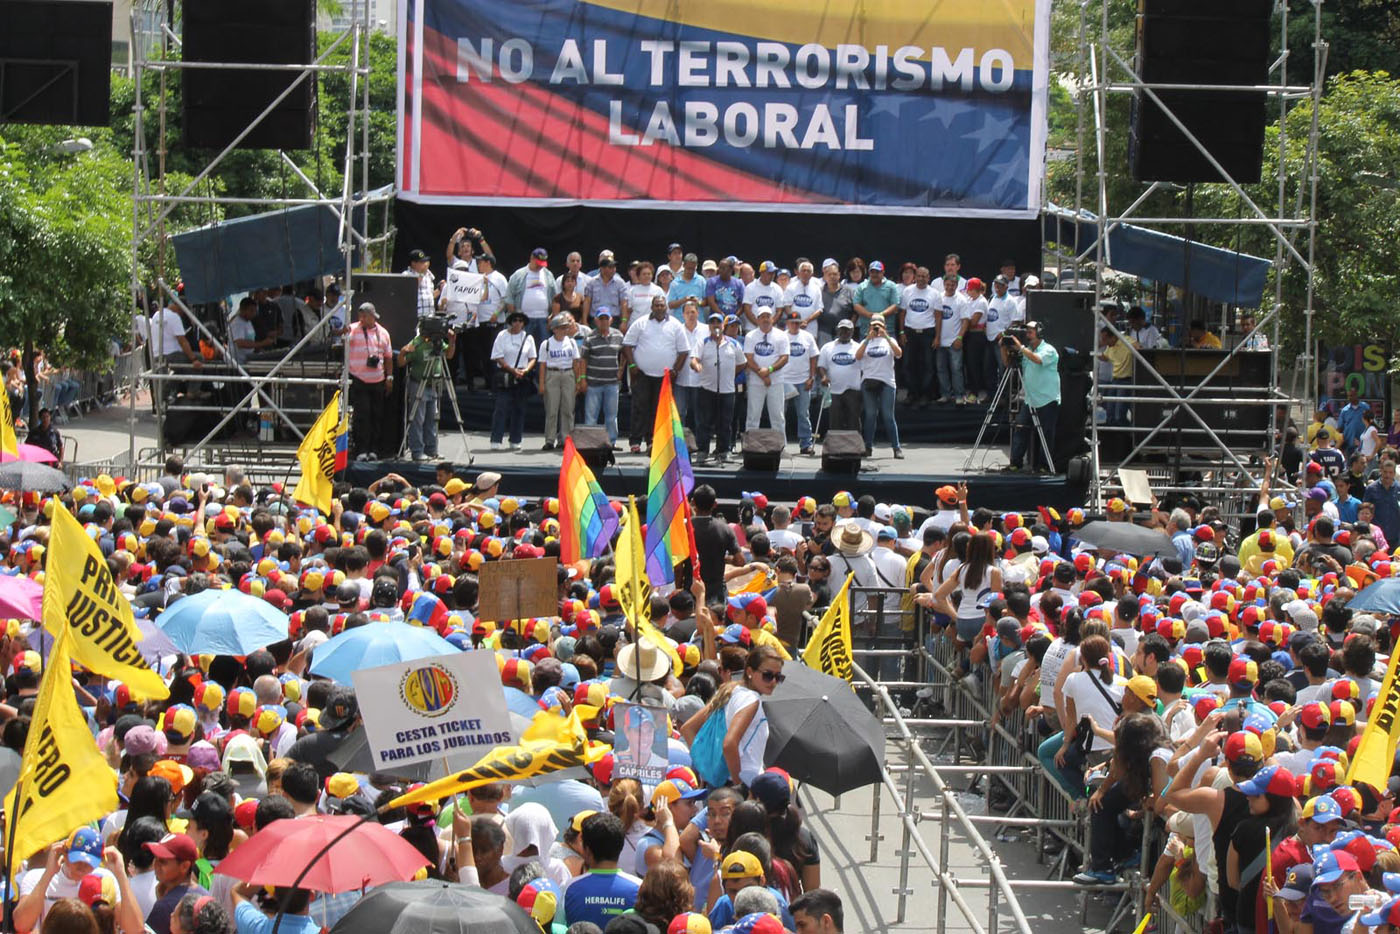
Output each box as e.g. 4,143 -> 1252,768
962,357 -> 1055,474
397,345 -> 475,466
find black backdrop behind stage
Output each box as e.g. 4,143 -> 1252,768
393,201 -> 1043,281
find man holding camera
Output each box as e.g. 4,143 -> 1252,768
1000,321 -> 1060,473
397,320 -> 456,462
347,302 -> 394,461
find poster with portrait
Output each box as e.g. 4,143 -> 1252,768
611,702 -> 671,792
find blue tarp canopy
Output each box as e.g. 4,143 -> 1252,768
1042,208 -> 1270,308
172,203 -> 365,304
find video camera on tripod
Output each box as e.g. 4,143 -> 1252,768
418,313 -> 453,343
1000,324 -> 1029,348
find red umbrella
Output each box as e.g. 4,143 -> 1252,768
0,444 -> 58,464
215,814 -> 429,893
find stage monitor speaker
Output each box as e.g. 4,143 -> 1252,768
182,0 -> 316,150
0,0 -> 111,126
1130,0 -> 1270,183
1025,290 -> 1096,360
820,430 -> 864,475
350,274 -> 420,346
741,430 -> 784,472
570,427 -> 615,473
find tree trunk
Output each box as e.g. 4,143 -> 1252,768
23,338 -> 38,429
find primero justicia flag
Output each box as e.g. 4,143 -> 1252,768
294,391 -> 348,514
802,573 -> 855,681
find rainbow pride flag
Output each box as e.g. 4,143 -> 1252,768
558,437 -> 620,563
645,372 -> 696,586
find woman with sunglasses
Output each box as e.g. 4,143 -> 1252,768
682,645 -> 785,790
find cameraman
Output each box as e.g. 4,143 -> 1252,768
397,320 -> 456,463
1000,320 -> 1060,473
348,302 -> 394,460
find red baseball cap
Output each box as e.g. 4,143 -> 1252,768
144,832 -> 198,863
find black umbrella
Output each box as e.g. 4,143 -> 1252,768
329,881 -> 536,934
0,461 -> 70,492
1071,519 -> 1177,559
763,660 -> 886,795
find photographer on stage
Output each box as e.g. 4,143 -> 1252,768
1000,320 -> 1060,473
348,302 -> 394,461
397,316 -> 456,463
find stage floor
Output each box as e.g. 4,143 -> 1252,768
348,437 -> 1088,512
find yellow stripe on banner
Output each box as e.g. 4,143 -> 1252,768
580,0 -> 1036,63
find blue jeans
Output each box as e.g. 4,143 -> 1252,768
584,383 -> 619,444
1037,731 -> 1085,798
525,317 -> 550,348
861,381 -> 900,450
674,384 -> 698,430
405,379 -> 440,457
1011,401 -> 1059,471
904,329 -> 935,402
696,389 -> 735,454
935,346 -> 964,399
1105,377 -> 1130,426
491,390 -> 525,445
786,384 -> 813,450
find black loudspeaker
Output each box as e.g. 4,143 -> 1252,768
1026,290 -> 1096,361
570,427 -> 615,473
1133,348 -> 1273,448
741,430 -> 784,472
1130,0 -> 1270,183
0,1 -> 111,126
182,0 -> 316,150
350,274 -> 420,346
821,430 -> 864,475
1054,371 -> 1092,467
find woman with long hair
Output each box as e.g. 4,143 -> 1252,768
1075,712 -> 1171,885
1043,634 -> 1125,798
751,772 -> 821,893
930,530 -> 1003,647
680,645 -> 785,788
116,777 -> 174,862
607,777 -> 648,873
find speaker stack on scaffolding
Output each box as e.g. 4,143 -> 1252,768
0,0 -> 111,125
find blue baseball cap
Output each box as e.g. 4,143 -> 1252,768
1314,848 -> 1361,884
1361,895 -> 1400,928
1279,863 -> 1313,901
593,306 -> 613,318
67,827 -> 103,868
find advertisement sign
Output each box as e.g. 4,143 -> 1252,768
351,650 -> 513,770
398,0 -> 1050,216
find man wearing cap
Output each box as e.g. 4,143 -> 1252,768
489,311 -> 538,452
743,305 -> 789,440
897,266 -> 938,407
15,828 -> 119,931
346,302 -> 394,460
582,307 -> 625,445
668,253 -> 707,316
539,314 -> 583,451
663,242 -> 685,278
983,275 -> 1022,387
784,261 -> 823,338
742,262 -> 785,328
1002,321 -> 1060,472
817,321 -> 863,433
144,834 -> 207,934
695,311 -> 743,462
705,257 -> 744,324
396,323 -> 456,463
622,295 -> 691,453
853,260 -> 900,340
583,253 -> 627,330
406,248 -> 436,318
779,310 -> 819,455
507,248 -> 559,347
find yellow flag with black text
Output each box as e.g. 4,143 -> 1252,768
42,504 -> 169,699
802,573 -> 855,681
293,391 -> 346,515
0,390 -> 17,458
615,497 -> 683,677
1347,642 -> 1400,790
3,630 -> 118,865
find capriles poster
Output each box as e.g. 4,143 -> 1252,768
398,0 -> 1050,216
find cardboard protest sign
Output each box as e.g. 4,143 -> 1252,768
351,650 -> 511,770
477,557 -> 558,623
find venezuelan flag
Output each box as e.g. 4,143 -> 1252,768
333,400 -> 349,473
558,437 -> 620,564
645,372 -> 696,586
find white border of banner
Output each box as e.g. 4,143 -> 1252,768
395,0 -> 1051,220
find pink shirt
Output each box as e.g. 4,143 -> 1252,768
347,323 -> 391,383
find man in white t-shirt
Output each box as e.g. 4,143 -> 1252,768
507,248 -> 558,348
742,262 -> 785,329
15,828 -> 118,933
621,295 -> 691,453
743,308 -> 790,439
780,310 -> 819,455
538,313 -> 582,451
933,275 -> 969,403
784,262 -> 824,337
818,320 -> 863,431
900,266 -> 938,407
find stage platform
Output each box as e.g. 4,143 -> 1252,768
345,439 -> 1089,513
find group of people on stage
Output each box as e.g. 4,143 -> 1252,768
353,233 -> 1047,463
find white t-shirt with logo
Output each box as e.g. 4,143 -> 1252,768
935,292 -> 968,348
784,278 -> 824,335
860,335 -> 898,387
627,283 -> 666,324
744,328 -> 790,371
819,339 -> 863,394
901,284 -> 938,331
780,329 -> 819,385
743,280 -> 785,324
520,268 -> 551,319
984,294 -> 1022,341
542,335 -> 580,370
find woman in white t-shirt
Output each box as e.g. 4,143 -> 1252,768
931,530 -> 1003,645
1360,410 -> 1381,463
625,263 -> 666,331
1049,635 -> 1125,797
855,314 -> 903,457
680,645 -> 785,787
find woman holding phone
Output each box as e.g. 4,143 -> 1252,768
856,313 -> 903,459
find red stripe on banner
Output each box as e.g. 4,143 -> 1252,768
413,27 -> 837,203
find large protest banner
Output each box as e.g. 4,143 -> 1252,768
397,0 -> 1050,217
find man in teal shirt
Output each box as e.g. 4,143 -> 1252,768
853,260 -> 901,338
1001,321 -> 1060,472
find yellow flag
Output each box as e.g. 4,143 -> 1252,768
388,709 -> 605,809
42,504 -> 169,699
1347,643 -> 1400,790
801,573 -> 855,681
0,390 -> 17,457
616,497 -> 683,678
293,391 -> 345,515
3,631 -> 118,865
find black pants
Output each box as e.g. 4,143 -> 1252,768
629,371 -> 663,445
350,376 -> 391,457
1011,400 -> 1059,471
1087,780 -> 1136,871
696,389 -> 736,454
461,324 -> 499,390
829,388 -> 862,432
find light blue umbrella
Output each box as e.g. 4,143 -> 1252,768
309,621 -> 458,682
1347,578 -> 1400,616
155,588 -> 290,655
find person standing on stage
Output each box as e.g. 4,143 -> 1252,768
347,302 -> 393,461
1002,320 -> 1061,473
489,310 -> 537,452
819,320 -> 863,434
621,295 -> 690,454
581,307 -> 624,446
506,247 -> 558,348
899,266 -> 938,408
984,275 -> 1022,393
786,261 -> 824,338
583,253 -> 628,329
695,311 -> 742,464
744,307 -> 790,441
961,277 -> 990,404
933,274 -> 969,404
406,248 -> 436,318
538,313 -> 582,452
781,309 -> 819,456
857,314 -> 903,459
